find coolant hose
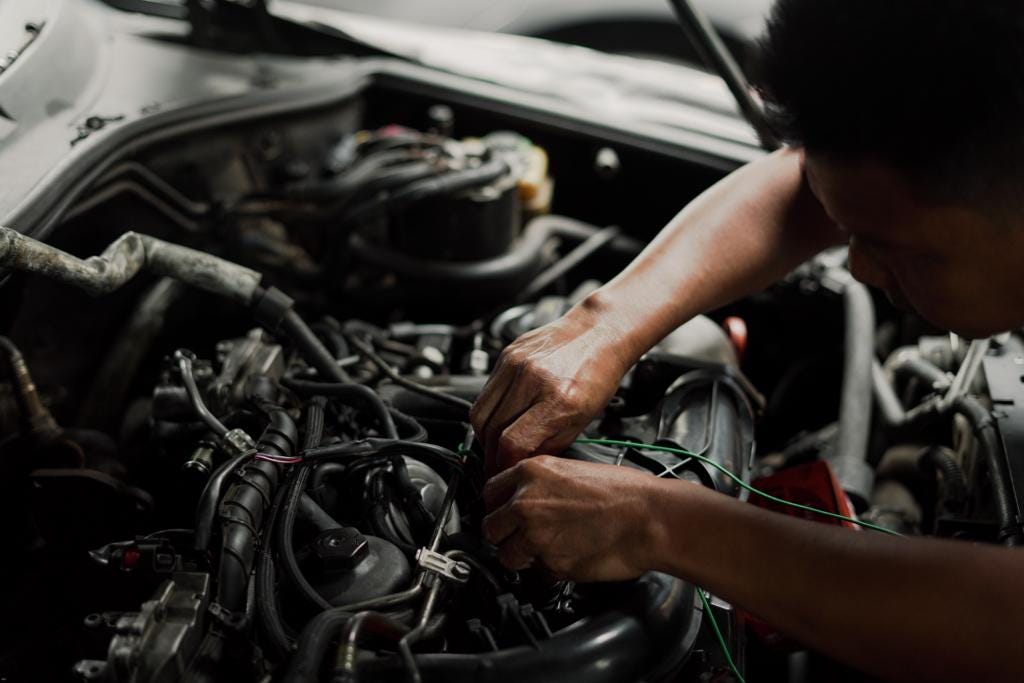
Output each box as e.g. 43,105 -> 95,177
194,451 -> 252,553
280,309 -> 351,383
216,406 -> 296,611
831,276 -> 876,508
347,215 -> 642,299
953,396 -> 1024,546
0,226 -> 261,305
918,446 -> 967,510
281,377 -> 398,438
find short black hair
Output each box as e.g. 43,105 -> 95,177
756,0 -> 1024,205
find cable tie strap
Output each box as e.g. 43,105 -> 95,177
416,548 -> 470,584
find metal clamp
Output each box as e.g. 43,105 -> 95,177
221,428 -> 256,456
416,548 -> 471,584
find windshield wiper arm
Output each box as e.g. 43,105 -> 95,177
666,0 -> 779,151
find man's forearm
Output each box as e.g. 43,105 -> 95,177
645,480 -> 1024,683
574,147 -> 840,363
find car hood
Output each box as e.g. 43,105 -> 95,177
0,0 -> 761,232
274,2 -> 760,146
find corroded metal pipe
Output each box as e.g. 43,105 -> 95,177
0,226 -> 261,306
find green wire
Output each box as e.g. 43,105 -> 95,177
699,588 -> 747,683
574,436 -> 902,682
575,438 -> 902,537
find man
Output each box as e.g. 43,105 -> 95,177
470,1 -> 1024,681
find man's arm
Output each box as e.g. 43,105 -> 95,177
471,147 -> 841,472
482,457 -> 1024,683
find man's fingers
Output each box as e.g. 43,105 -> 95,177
482,495 -> 522,544
494,406 -> 561,473
470,357 -> 516,439
480,368 -> 535,467
482,465 -> 523,512
496,530 -> 535,571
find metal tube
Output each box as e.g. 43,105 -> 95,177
666,0 -> 779,150
0,226 -> 262,306
176,351 -> 229,438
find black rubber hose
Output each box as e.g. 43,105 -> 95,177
282,609 -> 353,683
281,309 -> 351,383
299,493 -> 341,532
389,460 -> 435,543
276,398 -> 334,613
346,335 -> 473,413
342,157 -> 509,224
282,607 -> 414,683
514,226 -> 621,303
918,446 -> 967,509
831,277 -> 876,507
280,377 -> 398,439
256,482 -> 294,660
332,612 -> 411,683
310,321 -> 351,360
366,471 -> 418,555
953,396 -> 1024,546
389,408 -> 428,442
217,407 -> 297,611
195,451 -> 252,552
302,439 -> 463,469
311,462 -> 347,493
531,215 -> 643,256
348,215 -> 641,300
276,465 -> 332,613
347,229 -> 547,298
218,459 -> 279,611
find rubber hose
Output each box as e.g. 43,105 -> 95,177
918,446 -> 967,509
831,278 -> 876,507
281,378 -> 398,439
953,396 -> 1024,546
195,451 -> 252,552
276,398 -> 334,613
255,483 -> 294,659
281,310 -> 350,384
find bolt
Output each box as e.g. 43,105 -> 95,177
594,147 -> 621,179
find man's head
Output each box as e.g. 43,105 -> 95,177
757,0 -> 1024,337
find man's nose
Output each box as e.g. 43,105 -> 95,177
847,236 -> 896,292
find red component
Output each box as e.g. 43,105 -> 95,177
748,460 -> 858,530
722,316 -> 748,363
742,460 -> 858,648
122,547 -> 141,571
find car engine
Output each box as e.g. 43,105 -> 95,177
1,96 -> 1021,683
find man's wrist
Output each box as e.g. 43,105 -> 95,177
569,288 -> 650,373
637,477 -> 682,575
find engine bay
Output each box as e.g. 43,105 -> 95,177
1,88 -> 1021,683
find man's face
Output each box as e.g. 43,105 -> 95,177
804,154 -> 1024,338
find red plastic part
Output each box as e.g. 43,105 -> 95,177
741,460 -> 859,648
722,316 -> 748,363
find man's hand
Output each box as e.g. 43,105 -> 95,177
481,456 -> 665,581
470,299 -> 635,474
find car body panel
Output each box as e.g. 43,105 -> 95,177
0,0 -> 762,236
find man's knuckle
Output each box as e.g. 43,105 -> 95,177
531,454 -> 558,472
499,432 -> 528,458
509,498 -> 531,519
519,457 -> 546,478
